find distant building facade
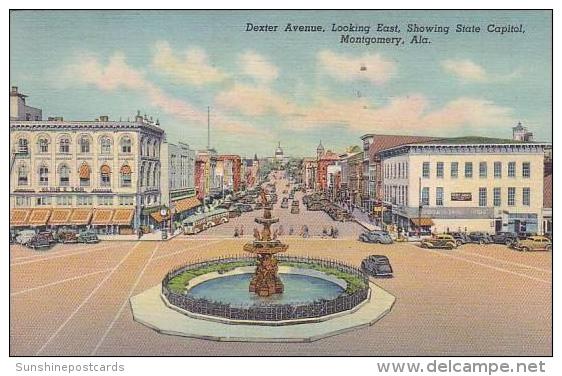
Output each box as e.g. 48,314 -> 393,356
512,122 -> 534,142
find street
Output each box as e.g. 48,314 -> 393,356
10,195 -> 552,355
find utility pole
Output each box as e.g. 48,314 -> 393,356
417,176 -> 422,238
207,106 -> 211,150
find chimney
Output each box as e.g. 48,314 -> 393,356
99,115 -> 109,122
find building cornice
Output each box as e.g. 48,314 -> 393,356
379,143 -> 550,159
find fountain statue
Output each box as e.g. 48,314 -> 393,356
243,189 -> 288,297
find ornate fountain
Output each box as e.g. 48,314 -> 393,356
243,189 -> 288,297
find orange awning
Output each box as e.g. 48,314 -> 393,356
48,208 -> 73,225
410,217 -> 435,227
79,162 -> 91,179
173,197 -> 201,214
120,164 -> 132,174
150,211 -> 169,223
28,209 -> 51,226
100,164 -> 111,175
10,209 -> 30,226
69,209 -> 93,225
91,209 -> 114,225
112,209 -> 134,225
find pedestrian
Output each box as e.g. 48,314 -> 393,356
289,226 -> 294,235
333,226 -> 339,238
240,225 -> 244,236
329,226 -> 334,238
137,228 -> 142,240
278,225 -> 284,236
234,226 -> 239,238
322,227 -> 327,238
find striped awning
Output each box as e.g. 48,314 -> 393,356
120,164 -> 132,174
79,162 -> 91,179
150,211 -> 169,223
410,217 -> 435,227
48,208 -> 73,225
112,209 -> 134,225
28,209 -> 52,226
69,209 -> 93,225
173,197 -> 201,214
91,209 -> 114,225
100,164 -> 111,175
10,209 -> 30,226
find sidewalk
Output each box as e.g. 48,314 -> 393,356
98,228 -> 183,241
350,208 -> 381,232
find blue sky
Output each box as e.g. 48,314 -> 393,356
10,10 -> 552,157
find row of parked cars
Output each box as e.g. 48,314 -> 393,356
420,232 -> 552,252
13,229 -> 100,250
302,194 -> 353,222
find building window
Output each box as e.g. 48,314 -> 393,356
436,162 -> 444,178
121,137 -> 132,153
56,196 -> 73,206
100,137 -> 112,154
493,188 -> 501,207
39,165 -> 49,186
120,164 -> 132,187
479,162 -> 487,178
421,187 -> 429,206
508,187 -> 516,206
464,162 -> 473,178
77,195 -> 93,206
59,164 -> 70,186
422,162 -> 430,178
18,164 -> 28,185
18,138 -> 29,154
451,162 -> 458,178
15,196 -> 31,207
36,196 -> 51,206
79,162 -> 91,187
98,196 -> 113,205
479,187 -> 487,207
508,162 -> 516,177
436,187 -> 444,206
39,138 -> 49,153
59,137 -> 70,153
494,162 -> 502,178
100,165 -> 111,187
79,137 -> 90,153
522,187 -> 530,206
522,162 -> 531,178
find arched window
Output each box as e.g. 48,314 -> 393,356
59,164 -> 70,186
38,138 -> 49,153
140,163 -> 145,187
18,138 -> 29,154
79,136 -> 90,153
121,137 -> 132,153
100,164 -> 111,187
59,137 -> 70,153
17,164 -> 28,185
152,140 -> 158,157
153,165 -> 158,188
141,137 -> 147,156
146,164 -> 152,187
100,137 -> 112,154
79,162 -> 91,187
39,165 -> 49,185
120,164 -> 132,187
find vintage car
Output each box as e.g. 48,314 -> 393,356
447,232 -> 471,246
26,233 -> 52,250
358,231 -> 393,244
254,202 -> 263,210
38,231 -> 56,244
290,201 -> 300,214
510,236 -> 552,252
361,255 -> 393,277
468,231 -> 493,244
15,229 -> 37,245
420,234 -> 457,249
228,207 -> 242,218
235,203 -> 253,212
57,229 -> 79,243
280,198 -> 289,208
306,201 -> 324,211
491,231 -> 519,246
78,230 -> 100,244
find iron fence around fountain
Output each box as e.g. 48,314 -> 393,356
162,255 -> 370,322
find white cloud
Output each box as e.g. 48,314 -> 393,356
442,58 -> 487,82
238,51 -> 279,83
215,84 -> 296,117
152,41 -> 227,86
317,50 -> 396,85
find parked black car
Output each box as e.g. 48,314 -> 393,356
78,230 -> 100,244
468,231 -> 493,244
235,203 -> 253,212
26,233 -> 52,250
361,255 -> 393,277
447,232 -> 470,246
491,231 -> 518,246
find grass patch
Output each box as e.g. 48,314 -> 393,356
167,261 -> 255,294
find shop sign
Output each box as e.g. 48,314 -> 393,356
451,192 -> 472,201
40,187 -> 85,192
